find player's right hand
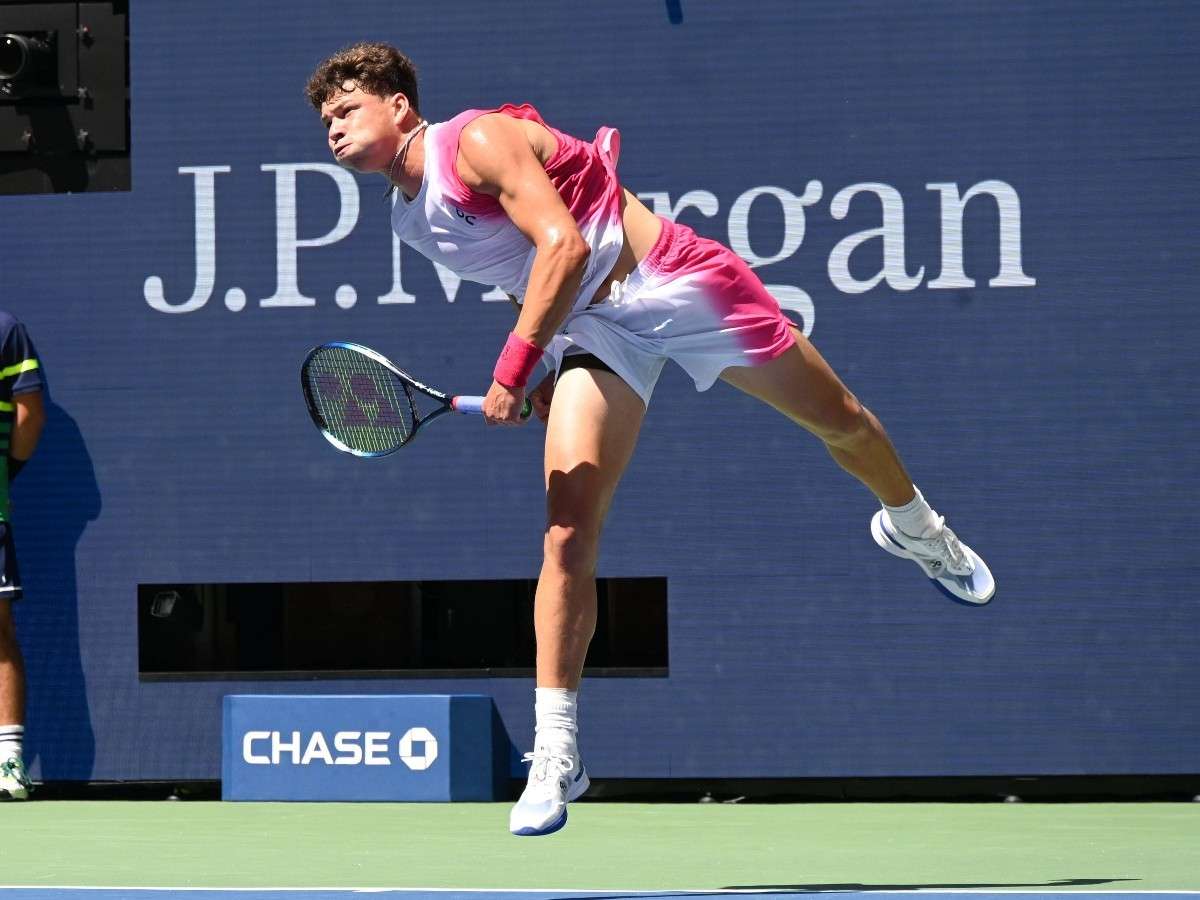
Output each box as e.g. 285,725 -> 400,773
483,380 -> 528,426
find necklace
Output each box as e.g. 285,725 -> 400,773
383,120 -> 428,199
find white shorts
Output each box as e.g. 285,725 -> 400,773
546,217 -> 796,406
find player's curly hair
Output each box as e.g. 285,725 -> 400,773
305,42 -> 420,114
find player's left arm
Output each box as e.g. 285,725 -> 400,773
457,115 -> 590,423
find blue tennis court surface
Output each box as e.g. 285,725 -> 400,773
1,891 -> 1197,900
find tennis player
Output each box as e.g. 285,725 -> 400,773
307,43 -> 994,836
0,311 -> 44,802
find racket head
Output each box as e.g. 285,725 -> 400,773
300,342 -> 424,457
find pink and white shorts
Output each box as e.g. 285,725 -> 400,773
545,217 -> 797,406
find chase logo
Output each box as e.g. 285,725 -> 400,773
241,727 -> 439,771
398,726 -> 438,770
222,695 -> 495,801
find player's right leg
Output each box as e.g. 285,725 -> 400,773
510,360 -> 646,836
0,597 -> 30,801
720,330 -> 994,605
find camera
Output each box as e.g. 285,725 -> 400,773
0,31 -> 59,99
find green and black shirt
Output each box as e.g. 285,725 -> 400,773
0,312 -> 43,521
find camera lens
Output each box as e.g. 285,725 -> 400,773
0,34 -> 28,80
0,33 -> 53,87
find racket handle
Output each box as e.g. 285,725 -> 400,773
451,395 -> 485,415
452,396 -> 533,419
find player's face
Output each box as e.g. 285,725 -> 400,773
320,86 -> 400,173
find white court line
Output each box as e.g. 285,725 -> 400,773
0,890 -> 1198,896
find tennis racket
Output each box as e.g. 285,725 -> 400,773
301,341 -> 531,457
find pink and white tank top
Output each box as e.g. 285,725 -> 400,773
390,104 -> 625,310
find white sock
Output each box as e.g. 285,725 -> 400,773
0,724 -> 23,763
884,487 -> 940,539
534,687 -> 578,755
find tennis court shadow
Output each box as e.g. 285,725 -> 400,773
18,399 -> 101,780
547,878 -> 1138,900
718,877 -> 1140,893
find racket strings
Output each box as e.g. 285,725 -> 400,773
303,347 -> 417,455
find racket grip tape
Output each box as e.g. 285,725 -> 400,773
452,396 -> 533,419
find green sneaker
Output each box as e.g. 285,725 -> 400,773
0,757 -> 32,801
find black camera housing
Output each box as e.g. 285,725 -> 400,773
0,30 -> 61,99
0,2 -> 128,193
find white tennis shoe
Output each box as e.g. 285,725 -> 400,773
509,745 -> 589,836
0,758 -> 32,801
871,509 -> 995,605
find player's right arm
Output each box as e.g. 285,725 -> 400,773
11,390 -> 44,466
3,321 -> 44,477
456,114 -> 590,424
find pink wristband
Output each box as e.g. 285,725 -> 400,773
493,332 -> 544,389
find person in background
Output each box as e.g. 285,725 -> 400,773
0,311 -> 45,801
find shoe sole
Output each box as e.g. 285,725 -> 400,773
510,768 -> 590,837
512,809 -> 567,837
871,511 -> 995,606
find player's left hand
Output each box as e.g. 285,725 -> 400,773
483,380 -> 528,425
528,371 -> 555,423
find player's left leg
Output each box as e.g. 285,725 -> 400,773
721,327 -> 994,605
536,364 -> 647,689
0,597 -> 30,801
510,361 -> 647,836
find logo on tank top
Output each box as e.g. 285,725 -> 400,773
454,207 -> 477,226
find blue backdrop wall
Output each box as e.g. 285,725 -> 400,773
2,0 -> 1197,780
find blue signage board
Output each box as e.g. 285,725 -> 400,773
222,695 -> 496,801
2,0 -> 1197,782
